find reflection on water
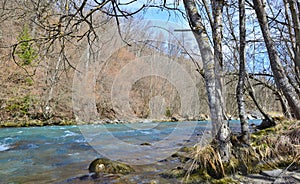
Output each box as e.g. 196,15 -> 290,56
0,120 -> 261,183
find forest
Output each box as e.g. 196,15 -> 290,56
0,0 -> 299,183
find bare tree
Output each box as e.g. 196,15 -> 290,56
183,0 -> 231,162
253,0 -> 300,119
288,0 -> 300,76
237,0 -> 249,144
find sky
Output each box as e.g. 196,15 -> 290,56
112,0 -> 276,74
116,1 -> 202,62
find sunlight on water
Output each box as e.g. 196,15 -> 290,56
0,120 -> 261,183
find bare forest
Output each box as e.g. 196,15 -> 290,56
0,0 -> 300,183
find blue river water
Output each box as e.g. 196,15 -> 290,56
0,120 -> 261,183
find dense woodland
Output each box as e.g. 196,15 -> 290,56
0,0 -> 300,177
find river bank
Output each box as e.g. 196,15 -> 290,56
0,110 -> 270,128
156,119 -> 300,183
63,119 -> 299,184
64,119 -> 299,183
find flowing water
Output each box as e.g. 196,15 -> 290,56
0,120 -> 261,183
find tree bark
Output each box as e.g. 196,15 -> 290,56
253,0 -> 300,119
183,0 -> 231,162
212,0 -> 227,122
288,0 -> 300,75
277,91 -> 293,119
211,0 -> 231,160
237,0 -> 249,144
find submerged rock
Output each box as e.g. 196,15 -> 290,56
88,158 -> 134,175
140,142 -> 152,146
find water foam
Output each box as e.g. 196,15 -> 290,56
0,143 -> 10,151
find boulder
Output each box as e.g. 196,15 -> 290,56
88,158 -> 134,175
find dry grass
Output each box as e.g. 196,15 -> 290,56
185,144 -> 225,180
181,120 -> 300,183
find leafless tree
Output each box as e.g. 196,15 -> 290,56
252,0 -> 300,119
237,0 -> 249,144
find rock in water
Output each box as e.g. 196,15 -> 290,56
88,158 -> 134,174
140,142 -> 152,146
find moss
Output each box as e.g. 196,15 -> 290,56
89,158 -> 134,175
252,127 -> 275,137
1,121 -> 19,127
180,146 -> 195,153
252,130 -> 267,137
264,127 -> 275,132
58,120 -> 77,126
183,172 -> 239,184
211,177 -> 239,184
160,167 -> 186,178
170,152 -> 189,163
26,120 -> 44,126
175,120 -> 299,183
0,119 -> 80,128
184,172 -> 210,183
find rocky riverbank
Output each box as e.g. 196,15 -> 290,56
0,117 -> 207,128
0,110 -> 271,128
62,119 -> 299,184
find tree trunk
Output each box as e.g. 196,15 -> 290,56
212,0 -> 227,121
211,0 -> 231,160
183,0 -> 231,162
247,77 -> 276,129
237,0 -> 249,144
253,0 -> 300,119
288,0 -> 300,75
277,91 -> 293,119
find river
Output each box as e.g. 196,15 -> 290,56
0,120 -> 261,183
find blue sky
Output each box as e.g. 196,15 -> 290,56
114,0 -> 276,75
115,2 -> 202,62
